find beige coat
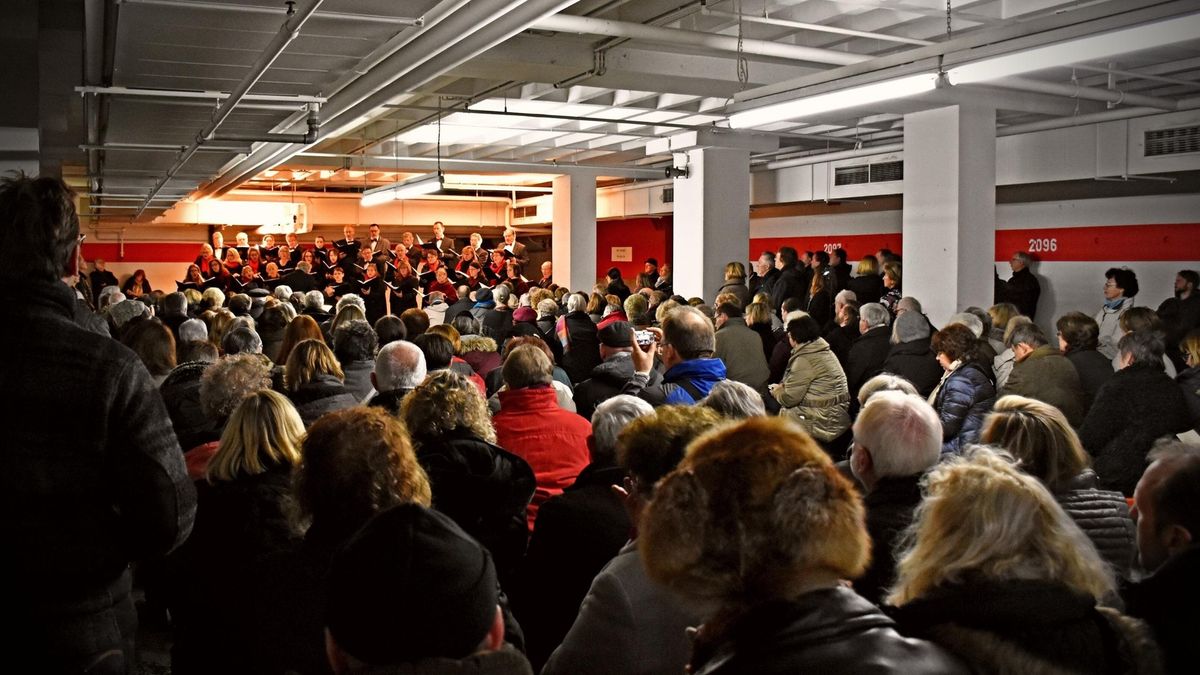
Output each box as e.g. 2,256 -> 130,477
773,338 -> 850,442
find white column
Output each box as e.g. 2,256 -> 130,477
552,173 -> 597,292
672,147 -> 751,301
902,104 -> 996,327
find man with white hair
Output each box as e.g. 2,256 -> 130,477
272,285 -> 292,302
369,340 -> 427,413
997,250 -> 1041,319
519,395 -> 653,667
501,227 -> 529,266
302,290 -> 330,322
849,390 -> 942,603
560,292 -> 602,385
178,318 -> 208,344
847,302 -> 893,398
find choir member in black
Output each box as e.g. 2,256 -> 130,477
429,221 -> 456,266
262,262 -> 282,289
333,224 -> 361,261
122,269 -> 152,299
177,264 -> 206,292
455,246 -> 478,276
503,260 -> 529,296
359,261 -> 389,324
233,231 -> 250,259
463,261 -> 488,292
365,223 -> 391,261
415,244 -> 445,280
245,247 -> 263,275
284,232 -> 299,251
398,231 -> 422,268
277,246 -> 296,271
298,249 -> 318,281
207,259 -> 233,292
211,230 -> 230,261
351,246 -> 377,282
321,247 -> 347,279
280,261 -> 319,293
323,266 -> 353,304
386,257 -> 421,314
311,235 -> 329,265
257,234 -> 279,262
194,243 -> 215,269
426,267 -> 459,303
231,264 -> 266,294
222,247 -> 243,276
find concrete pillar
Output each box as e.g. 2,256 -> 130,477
672,147 -> 751,301
552,173 -> 597,292
902,104 -> 996,327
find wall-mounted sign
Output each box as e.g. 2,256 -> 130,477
611,246 -> 633,262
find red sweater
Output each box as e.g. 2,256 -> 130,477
493,386 -> 592,530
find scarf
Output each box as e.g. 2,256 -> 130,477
928,359 -> 963,405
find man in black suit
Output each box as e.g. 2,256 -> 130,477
430,221 -> 458,267
280,260 -> 318,293
333,224 -> 361,261
365,223 -> 391,261
501,227 -> 529,266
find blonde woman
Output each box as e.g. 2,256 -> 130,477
1179,329 -> 1200,430
887,448 -> 1160,673
848,254 -> 884,305
640,418 -> 962,674
284,339 -> 358,426
401,370 -> 534,584
715,261 -> 750,308
168,390 -> 304,672
880,261 -> 902,316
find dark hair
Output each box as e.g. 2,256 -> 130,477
399,308 -> 430,338
121,318 -> 177,377
221,326 -> 263,355
163,292 -> 188,316
0,173 -> 80,282
259,304 -> 290,332
786,314 -> 822,344
412,333 -> 454,370
814,250 -> 830,266
778,246 -> 798,267
334,320 -> 379,362
451,314 -> 481,337
374,315 -> 407,347
502,335 -> 555,363
1147,441 -> 1200,540
177,339 -> 219,364
1179,270 -> 1200,288
229,294 -> 252,316
1007,322 -> 1048,348
1056,312 -> 1099,352
1105,267 -> 1139,298
716,302 -> 743,319
832,247 -> 847,262
781,297 -> 804,314
931,323 -> 979,362
1119,306 -> 1163,335
1118,330 -> 1165,369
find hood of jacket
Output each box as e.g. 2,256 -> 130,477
290,372 -> 349,403
496,384 -> 560,412
459,334 -> 498,354
663,358 -> 727,403
588,352 -> 637,384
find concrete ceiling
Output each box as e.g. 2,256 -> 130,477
33,0 -> 1200,222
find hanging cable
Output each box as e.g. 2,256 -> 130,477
735,0 -> 750,91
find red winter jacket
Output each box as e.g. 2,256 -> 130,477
493,385 -> 592,530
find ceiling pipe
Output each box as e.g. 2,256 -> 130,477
698,7 -> 934,46
83,0 -> 106,200
135,0 -> 325,218
532,13 -> 869,66
80,142 -> 253,153
988,76 -> 1180,111
294,151 -> 665,178
114,0 -> 423,26
75,85 -> 326,104
199,0 -> 587,199
757,143 -> 903,171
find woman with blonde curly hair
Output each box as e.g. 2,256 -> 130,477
401,369 -> 534,584
887,448 -> 1160,674
640,417 -> 961,674
283,339 -> 358,426
980,395 -> 1135,575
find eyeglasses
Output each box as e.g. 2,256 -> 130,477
1104,282 -> 1119,289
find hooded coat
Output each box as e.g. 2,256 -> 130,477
621,358 -> 727,406
572,352 -> 662,420
459,334 -> 501,377
883,340 -> 943,398
773,338 -> 851,442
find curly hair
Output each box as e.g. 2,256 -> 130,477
401,369 -> 496,445
888,447 -> 1114,606
930,323 -> 979,363
618,405 -> 725,497
640,417 -> 868,609
199,353 -> 272,420
293,406 -> 432,536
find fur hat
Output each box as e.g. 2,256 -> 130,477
640,417 -> 869,608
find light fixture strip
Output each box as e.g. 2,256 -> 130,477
360,172 -> 444,206
728,73 -> 939,129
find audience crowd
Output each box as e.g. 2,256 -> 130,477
7,173 -> 1200,674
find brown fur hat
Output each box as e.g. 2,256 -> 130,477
640,417 -> 869,608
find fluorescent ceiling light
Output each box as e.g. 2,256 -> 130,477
728,73 -> 939,129
360,172 -> 444,207
947,12 -> 1200,85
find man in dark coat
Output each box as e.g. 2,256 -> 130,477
882,311 -> 942,398
830,247 -> 853,293
560,293 -> 603,385
280,260 -> 318,293
1080,331 -> 1192,495
749,250 -> 780,300
769,246 -> 807,315
88,258 -> 119,305
847,303 -> 894,399
997,251 -> 1041,319
1156,269 -> 1200,371
574,322 -> 663,419
850,391 -> 942,604
516,395 -> 652,670
1000,322 -> 1086,427
0,174 -> 195,672
1123,440 -> 1200,675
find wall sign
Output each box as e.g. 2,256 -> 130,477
611,246 -> 633,262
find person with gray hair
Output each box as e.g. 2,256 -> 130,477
368,340 -> 427,413
482,284 -> 514,341
883,311 -> 942,397
946,312 -> 984,339
178,318 -> 208,344
857,373 -> 919,406
271,285 -> 292,302
999,322 -> 1086,427
1080,330 -> 1192,495
98,285 -> 125,311
998,249 -> 1041,318
303,289 -> 327,313
894,296 -> 922,317
850,391 -> 943,603
626,305 -> 727,405
519,394 -> 652,667
161,291 -> 190,338
848,302 -> 894,398
560,292 -> 602,385
220,325 -> 263,356
701,379 -> 767,418
336,293 -> 365,314
333,320 -> 379,401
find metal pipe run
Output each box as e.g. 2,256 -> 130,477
75,85 -> 326,104
699,7 -> 934,46
80,142 -> 253,153
114,0 -> 422,26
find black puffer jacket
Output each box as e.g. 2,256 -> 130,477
560,311 -> 602,385
883,339 -> 943,398
770,264 -> 807,311
573,353 -> 663,420
848,325 -> 894,397
848,273 -> 885,305
933,362 -> 996,455
690,587 -> 967,675
288,373 -> 360,427
411,429 -> 535,586
889,578 -> 1161,675
1065,347 -> 1114,412
1054,470 -> 1136,578
1079,362 -> 1192,496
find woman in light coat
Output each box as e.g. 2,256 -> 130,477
770,313 -> 850,445
1095,267 -> 1138,359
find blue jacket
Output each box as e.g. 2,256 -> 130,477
623,358 -> 727,406
934,361 -> 996,454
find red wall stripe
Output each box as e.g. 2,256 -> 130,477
994,223 -> 1200,262
750,233 -> 905,258
81,242 -> 202,263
